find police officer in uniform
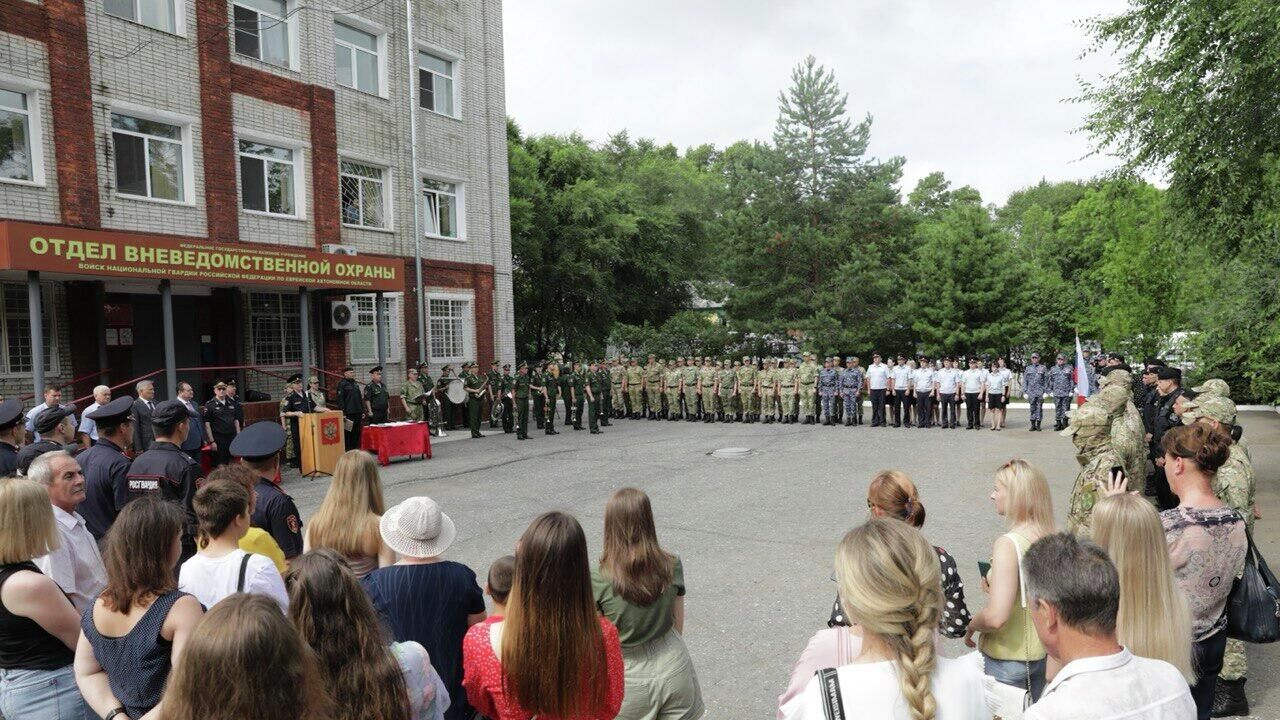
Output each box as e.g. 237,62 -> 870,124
1047,354 -> 1074,431
76,397 -> 135,543
337,366 -> 364,449
230,421 -> 303,561
841,357 -> 864,426
1148,365 -> 1184,510
1023,352 -> 1048,431
364,366 -> 390,425
279,374 -> 312,469
0,398 -> 27,476
17,405 -> 77,476
462,362 -> 485,438
203,381 -> 240,467
126,400 -> 202,561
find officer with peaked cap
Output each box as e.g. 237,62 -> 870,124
17,404 -> 77,476
127,399 -> 203,560
0,398 -> 25,476
231,421 -> 303,560
78,396 -> 136,542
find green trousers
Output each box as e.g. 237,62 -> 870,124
545,394 -> 558,432
467,398 -> 482,436
516,396 -> 530,438
588,399 -> 600,430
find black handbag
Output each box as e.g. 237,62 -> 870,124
1226,530 -> 1280,643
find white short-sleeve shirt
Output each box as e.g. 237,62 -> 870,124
985,369 -> 1010,394
780,655 -> 989,720
179,548 -> 289,613
911,368 -> 935,392
1024,649 -> 1194,720
865,363 -> 890,390
937,368 -> 960,394
891,366 -> 912,388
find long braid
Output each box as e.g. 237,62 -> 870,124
895,578 -> 941,720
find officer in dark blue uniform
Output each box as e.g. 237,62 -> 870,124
127,400 -> 203,560
203,381 -> 241,467
17,405 -> 77,475
77,396 -> 135,543
0,398 -> 25,476
231,422 -> 303,561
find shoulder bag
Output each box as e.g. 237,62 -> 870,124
1227,529 -> 1280,643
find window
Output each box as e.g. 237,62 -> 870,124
340,161 -> 387,228
233,0 -> 290,68
349,294 -> 402,362
104,0 -> 178,33
418,51 -> 455,116
239,139 -> 296,216
428,297 -> 470,360
248,292 -> 300,365
0,89 -> 34,182
422,178 -> 460,239
1,284 -> 56,375
111,113 -> 185,202
334,22 -> 380,95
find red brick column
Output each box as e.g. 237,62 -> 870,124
472,269 -> 494,368
44,0 -> 100,228
308,86 -> 339,248
0,0 -> 48,41
195,0 -> 238,242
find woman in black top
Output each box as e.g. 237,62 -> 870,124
827,471 -> 972,638
0,477 -> 91,719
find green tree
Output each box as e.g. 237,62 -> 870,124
773,55 -> 871,205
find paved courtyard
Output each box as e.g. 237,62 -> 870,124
283,409 -> 1280,719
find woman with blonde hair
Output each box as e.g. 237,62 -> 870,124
304,449 -> 394,577
593,488 -> 703,720
162,593 -> 331,719
781,518 -> 987,719
964,459 -> 1054,706
1091,492 -> 1195,683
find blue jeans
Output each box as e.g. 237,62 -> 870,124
983,653 -> 1047,701
0,665 -> 93,720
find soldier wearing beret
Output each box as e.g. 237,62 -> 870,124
231,422 -> 303,560
364,366 -> 390,425
0,398 -> 26,476
77,397 -> 135,543
127,399 -> 203,560
17,405 -> 77,476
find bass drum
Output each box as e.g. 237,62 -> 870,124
445,378 -> 467,405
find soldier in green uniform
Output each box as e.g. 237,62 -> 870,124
699,358 -> 716,423
737,355 -> 759,423
558,358 -> 576,428
716,359 -> 737,423
663,360 -> 683,421
486,361 -> 502,429
500,363 -> 515,433
623,358 -> 642,419
363,366 -> 390,424
759,358 -> 778,423
514,362 -> 533,440
436,364 -> 457,430
595,362 -> 613,427
644,355 -> 663,420
777,358 -> 799,424
609,358 -> 626,419
532,362 -> 547,429
543,363 -> 561,435
797,353 -> 820,424
680,357 -> 699,422
399,366 -> 426,422
586,361 -> 605,434
569,361 -> 587,431
462,362 -> 485,438
1061,402 -> 1123,534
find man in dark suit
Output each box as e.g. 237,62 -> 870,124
131,380 -> 157,453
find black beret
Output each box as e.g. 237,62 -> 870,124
369,366 -> 383,374
287,373 -> 302,383
1154,366 -> 1182,381
1099,363 -> 1131,376
87,396 -> 135,425
0,398 -> 22,430
228,421 -> 286,460
150,400 -> 190,428
34,405 -> 75,435
1143,357 -> 1165,368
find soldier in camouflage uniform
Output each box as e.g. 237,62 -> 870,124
759,359 -> 779,423
1061,402 -> 1124,535
797,353 -> 820,425
609,358 -> 626,419
736,356 -> 759,423
1023,352 -> 1048,431
663,360 -> 683,421
1083,367 -> 1146,490
681,357 -> 700,422
1047,354 -> 1075,431
840,357 -> 864,426
625,358 -> 643,419
699,358 -> 717,423
777,358 -> 799,424
644,356 -> 663,420
1181,394 -> 1256,714
716,360 -> 737,423
818,357 -> 839,425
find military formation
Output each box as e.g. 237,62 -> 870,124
1060,356 -> 1258,717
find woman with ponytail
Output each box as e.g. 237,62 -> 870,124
780,518 -> 987,719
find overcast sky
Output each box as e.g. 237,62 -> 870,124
502,0 -> 1129,205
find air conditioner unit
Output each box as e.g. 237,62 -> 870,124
321,243 -> 359,256
330,301 -> 357,331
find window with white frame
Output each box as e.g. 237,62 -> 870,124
111,113 -> 185,202
104,0 -> 179,34
422,178 -> 460,239
248,292 -> 301,365
340,160 -> 387,228
428,297 -> 470,360
0,88 -> 35,183
334,22 -> 380,95
239,139 -> 297,216
418,51 -> 455,116
233,0 -> 290,68
1,284 -> 56,375
348,294 -> 402,362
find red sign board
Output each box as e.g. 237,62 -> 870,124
320,416 -> 341,445
0,221 -> 402,292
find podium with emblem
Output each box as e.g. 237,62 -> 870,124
299,410 -> 345,478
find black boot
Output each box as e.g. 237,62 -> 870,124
1213,678 -> 1249,717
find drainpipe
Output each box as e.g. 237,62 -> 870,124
405,0 -> 427,363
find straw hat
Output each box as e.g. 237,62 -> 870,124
379,497 -> 457,558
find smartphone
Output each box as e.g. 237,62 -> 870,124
977,560 -> 991,578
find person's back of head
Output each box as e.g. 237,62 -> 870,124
0,477 -> 59,564
308,450 -> 385,558
867,470 -> 925,528
162,593 -> 331,720
835,517 -> 941,720
600,487 -> 673,606
486,554 -> 515,608
994,458 -> 1054,535
193,479 -> 251,549
285,550 -> 408,720
1022,533 -> 1120,659
102,497 -> 183,613
504,511 -> 607,718
1091,494 -> 1194,683
204,464 -> 259,508
1161,422 -> 1231,478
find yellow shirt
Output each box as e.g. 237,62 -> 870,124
979,532 -> 1046,661
239,527 -> 287,573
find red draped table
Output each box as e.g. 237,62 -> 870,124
360,422 -> 433,466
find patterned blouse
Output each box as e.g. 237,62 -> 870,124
828,545 -> 972,638
1162,505 -> 1247,641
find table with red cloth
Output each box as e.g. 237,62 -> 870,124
359,422 -> 433,466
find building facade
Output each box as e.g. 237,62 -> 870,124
0,0 -> 514,404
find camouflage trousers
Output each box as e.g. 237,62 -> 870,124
741,391 -> 759,414
780,391 -> 796,417
645,387 -> 661,412
841,392 -> 862,420
665,390 -> 680,416
761,390 -> 778,418
1221,638 -> 1247,680
718,392 -> 733,415
1028,396 -> 1043,422
611,384 -> 624,411
820,394 -> 836,420
627,387 -> 642,414
799,385 -> 817,417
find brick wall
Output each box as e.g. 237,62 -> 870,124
195,0 -> 237,242
45,0 -> 99,228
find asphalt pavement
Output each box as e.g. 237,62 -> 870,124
282,408 -> 1280,719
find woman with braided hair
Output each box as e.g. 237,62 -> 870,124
779,518 -> 988,719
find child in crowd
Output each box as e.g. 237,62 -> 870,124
178,478 -> 288,612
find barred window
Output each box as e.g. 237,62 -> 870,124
1,283 -> 56,374
340,161 -> 387,228
248,292 -> 300,365
428,297 -> 469,360
348,293 -> 402,363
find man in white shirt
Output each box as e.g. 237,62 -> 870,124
911,356 -> 936,428
864,353 -> 890,427
30,450 -> 107,613
77,384 -> 112,446
890,355 -> 914,428
936,357 -> 961,429
1023,533 -> 1194,720
961,357 -> 985,429
24,385 -> 65,443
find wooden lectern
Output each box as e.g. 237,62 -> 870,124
300,411 -> 345,478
